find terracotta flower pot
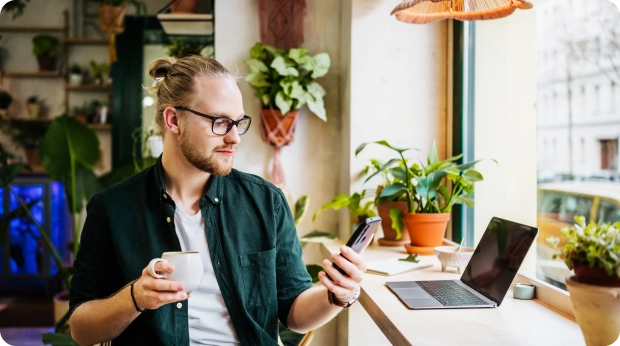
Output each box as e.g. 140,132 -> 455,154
403,212 -> 450,247
573,265 -> 620,287
259,107 -> 299,148
171,0 -> 200,13
566,276 -> 620,346
376,201 -> 410,246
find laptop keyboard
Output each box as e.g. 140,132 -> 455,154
416,281 -> 492,307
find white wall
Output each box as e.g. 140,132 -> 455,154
215,0 -> 342,240
473,10 -> 538,277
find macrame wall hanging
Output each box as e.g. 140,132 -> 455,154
256,0 -> 306,187
391,0 -> 533,24
99,5 -> 127,62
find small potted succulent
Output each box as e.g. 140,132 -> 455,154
32,34 -> 59,71
69,64 -> 83,85
547,217 -> 620,346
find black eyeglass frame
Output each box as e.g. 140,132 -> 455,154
175,106 -> 252,136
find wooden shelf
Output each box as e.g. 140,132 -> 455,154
0,26 -> 65,33
3,71 -> 61,78
87,123 -> 111,130
63,38 -> 109,45
66,84 -> 111,91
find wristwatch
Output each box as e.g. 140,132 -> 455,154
328,286 -> 361,308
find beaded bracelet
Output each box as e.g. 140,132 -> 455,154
130,280 -> 145,313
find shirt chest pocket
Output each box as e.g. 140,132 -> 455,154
240,248 -> 277,307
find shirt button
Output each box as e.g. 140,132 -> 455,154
176,302 -> 182,309
163,194 -> 167,199
217,261 -> 220,266
214,198 -> 219,203
166,217 -> 171,223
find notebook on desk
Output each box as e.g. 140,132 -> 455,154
386,217 -> 538,309
366,258 -> 432,276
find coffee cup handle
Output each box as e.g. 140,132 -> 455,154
147,258 -> 168,279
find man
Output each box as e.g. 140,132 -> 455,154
69,55 -> 368,345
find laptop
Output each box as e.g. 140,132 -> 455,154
386,217 -> 538,309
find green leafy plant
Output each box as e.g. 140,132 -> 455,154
32,34 -> 59,57
69,64 -> 82,74
41,114 -> 101,257
1,119 -> 49,149
357,139 -> 492,215
312,189 -> 377,223
1,0 -> 30,20
547,216 -> 620,277
245,42 -> 331,120
166,38 -> 206,59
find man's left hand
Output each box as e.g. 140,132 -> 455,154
319,244 -> 369,303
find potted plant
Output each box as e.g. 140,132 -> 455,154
245,42 -> 331,146
1,119 -> 49,167
312,189 -> 377,234
547,217 -> 620,346
32,34 -> 59,71
357,140 -> 491,254
26,96 -> 40,119
40,114 -> 101,345
364,158 -> 411,246
166,38 -> 206,59
70,104 -> 88,124
1,0 -> 30,20
68,64 -> 83,85
0,90 -> 13,112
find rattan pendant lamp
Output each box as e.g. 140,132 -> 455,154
391,0 -> 533,24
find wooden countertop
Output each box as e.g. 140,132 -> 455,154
321,241 -> 584,346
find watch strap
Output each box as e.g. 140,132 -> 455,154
328,286 -> 361,308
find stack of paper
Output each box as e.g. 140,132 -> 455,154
366,258 -> 432,276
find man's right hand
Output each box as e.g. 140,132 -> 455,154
133,261 -> 188,310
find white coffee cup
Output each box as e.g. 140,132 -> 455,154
147,251 -> 204,293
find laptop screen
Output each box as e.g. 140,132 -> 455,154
460,217 -> 538,305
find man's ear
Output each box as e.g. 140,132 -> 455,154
163,107 -> 181,135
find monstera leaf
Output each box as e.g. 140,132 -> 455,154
40,115 -> 100,214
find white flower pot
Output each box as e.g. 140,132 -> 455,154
69,73 -> 83,85
147,135 -> 163,158
566,276 -> 620,346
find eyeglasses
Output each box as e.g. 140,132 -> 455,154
175,106 -> 252,136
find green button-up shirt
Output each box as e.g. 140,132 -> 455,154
69,158 -> 312,345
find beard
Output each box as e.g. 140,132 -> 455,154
179,126 -> 235,176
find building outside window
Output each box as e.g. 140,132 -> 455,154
536,0 -> 620,289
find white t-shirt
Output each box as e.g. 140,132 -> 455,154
174,207 -> 240,346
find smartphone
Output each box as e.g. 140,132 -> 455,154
330,217 -> 381,277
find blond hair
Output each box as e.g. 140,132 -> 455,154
146,55 -> 234,135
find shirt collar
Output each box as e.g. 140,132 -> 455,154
154,155 -> 223,206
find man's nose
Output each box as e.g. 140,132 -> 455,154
224,125 -> 241,144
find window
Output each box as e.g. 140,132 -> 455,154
600,139 -> 618,170
597,199 -> 620,224
536,0 -> 620,289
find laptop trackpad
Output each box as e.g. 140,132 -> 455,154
387,282 -> 443,309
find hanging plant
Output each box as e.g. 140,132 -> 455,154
1,0 -> 30,20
